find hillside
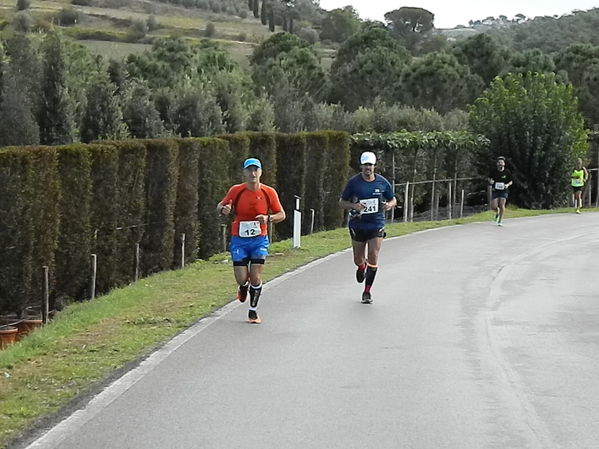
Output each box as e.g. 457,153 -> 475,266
0,0 -> 326,65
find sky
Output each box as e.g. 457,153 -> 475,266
318,0 -> 599,28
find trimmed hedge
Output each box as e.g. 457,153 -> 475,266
3,131 -> 486,315
27,147 -> 60,312
275,133 -> 307,238
217,133 -> 250,185
173,139 -> 201,266
303,132 -> 329,233
246,132 -> 277,187
0,148 -> 33,315
323,131 -> 351,230
196,138 -> 231,259
89,144 -> 119,295
55,145 -> 92,302
140,139 -> 179,275
106,140 -> 147,286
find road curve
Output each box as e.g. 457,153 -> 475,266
21,214 -> 599,449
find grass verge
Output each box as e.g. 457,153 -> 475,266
0,207 -> 596,447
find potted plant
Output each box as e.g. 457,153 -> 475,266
15,307 -> 43,341
0,324 -> 19,349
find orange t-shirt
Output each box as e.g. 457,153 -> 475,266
221,184 -> 283,237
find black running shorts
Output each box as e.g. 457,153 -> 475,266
349,227 -> 386,242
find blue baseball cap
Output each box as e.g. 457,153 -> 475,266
243,158 -> 262,169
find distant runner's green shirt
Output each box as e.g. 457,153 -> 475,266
571,169 -> 585,187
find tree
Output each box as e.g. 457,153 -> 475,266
122,81 -> 165,138
0,73 -> 39,146
329,26 -> 411,110
4,33 -> 42,116
13,10 -> 33,32
507,49 -> 556,75
555,44 -> 599,125
398,52 -> 483,114
173,87 -> 225,137
38,31 -> 75,145
16,0 -> 30,10
453,33 -> 511,84
80,77 -> 128,142
469,73 -> 588,208
384,7 -> 434,52
320,7 -> 361,43
251,33 -> 326,99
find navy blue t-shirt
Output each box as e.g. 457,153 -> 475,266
340,174 -> 394,230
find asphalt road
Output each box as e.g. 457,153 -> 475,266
21,214 -> 599,449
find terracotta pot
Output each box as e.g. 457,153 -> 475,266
0,326 -> 18,349
16,319 -> 43,341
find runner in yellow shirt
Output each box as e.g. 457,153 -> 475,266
571,158 -> 589,214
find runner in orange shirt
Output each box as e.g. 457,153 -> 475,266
217,158 -> 285,324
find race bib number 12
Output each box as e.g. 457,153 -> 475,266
239,220 -> 261,237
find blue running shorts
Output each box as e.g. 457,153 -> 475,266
230,235 -> 269,262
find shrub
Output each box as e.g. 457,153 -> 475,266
16,0 -> 31,11
57,8 -> 80,26
13,10 -> 33,32
205,22 -> 216,38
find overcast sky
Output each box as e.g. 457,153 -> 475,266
318,0 -> 599,28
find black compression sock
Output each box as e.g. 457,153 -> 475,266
365,265 -> 378,289
249,283 -> 262,308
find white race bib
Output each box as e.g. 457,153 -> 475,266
572,179 -> 584,187
360,198 -> 379,214
239,220 -> 261,238
494,182 -> 505,191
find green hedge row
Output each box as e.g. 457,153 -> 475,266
0,131 -> 488,315
0,131 -> 357,315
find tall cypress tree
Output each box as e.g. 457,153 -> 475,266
260,0 -> 268,25
253,0 -> 259,18
123,81 -> 164,138
5,33 -> 42,117
39,30 -> 74,145
80,77 -> 128,143
0,73 -> 39,146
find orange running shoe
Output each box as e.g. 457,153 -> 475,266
237,285 -> 248,303
248,310 -> 261,324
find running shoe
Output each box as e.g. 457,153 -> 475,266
576,209 -> 581,214
361,291 -> 373,304
236,285 -> 248,303
248,310 -> 261,324
356,266 -> 366,283
497,221 -> 503,227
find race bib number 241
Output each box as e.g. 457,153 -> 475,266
361,198 -> 379,214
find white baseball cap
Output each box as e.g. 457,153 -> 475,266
360,152 -> 376,165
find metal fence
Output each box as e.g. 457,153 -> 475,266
391,167 -> 599,223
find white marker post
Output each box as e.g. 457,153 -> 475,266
293,195 -> 301,249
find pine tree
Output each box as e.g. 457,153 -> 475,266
38,31 -> 75,145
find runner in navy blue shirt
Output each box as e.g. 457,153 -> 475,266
339,151 -> 397,304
